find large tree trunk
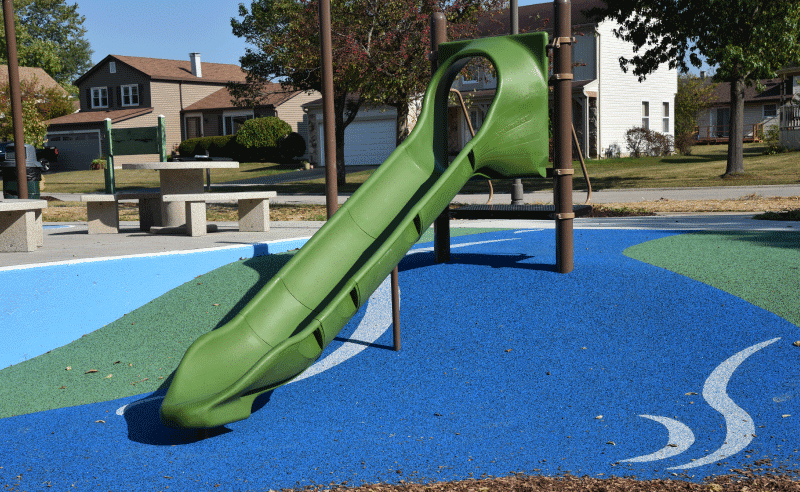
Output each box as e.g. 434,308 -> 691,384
725,78 -> 746,175
333,94 -> 348,186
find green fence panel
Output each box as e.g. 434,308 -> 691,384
112,127 -> 159,156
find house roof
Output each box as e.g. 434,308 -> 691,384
0,65 -> 66,94
75,55 -> 247,86
182,83 -> 300,112
705,78 -> 785,106
478,0 -> 605,36
45,107 -> 154,126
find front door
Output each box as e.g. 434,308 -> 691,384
186,117 -> 201,139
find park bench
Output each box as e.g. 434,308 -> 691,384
82,191 -> 162,234
0,199 -> 47,252
160,191 -> 277,237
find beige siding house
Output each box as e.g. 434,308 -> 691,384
45,53 -> 248,170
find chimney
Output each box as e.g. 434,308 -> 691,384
190,52 -> 202,78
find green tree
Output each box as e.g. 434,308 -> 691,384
588,0 -> 800,175
0,77 -> 73,145
231,0 -> 503,185
0,0 -> 92,86
674,73 -> 717,155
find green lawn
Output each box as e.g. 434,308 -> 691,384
36,143 -> 800,195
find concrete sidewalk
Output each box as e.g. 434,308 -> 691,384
45,183 -> 800,206
2,210 -> 795,269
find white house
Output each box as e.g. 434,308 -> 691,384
304,0 -> 678,166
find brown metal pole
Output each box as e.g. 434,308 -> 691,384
318,0 -> 337,218
391,266 -> 400,350
3,0 -> 27,199
553,0 -> 574,273
431,12 -> 450,263
510,0 -> 525,206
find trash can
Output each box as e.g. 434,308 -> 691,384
1,143 -> 42,199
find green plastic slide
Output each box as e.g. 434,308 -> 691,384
160,32 -> 549,428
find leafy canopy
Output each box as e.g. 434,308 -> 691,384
0,0 -> 93,86
588,0 -> 800,84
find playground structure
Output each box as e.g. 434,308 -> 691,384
161,30 -> 552,428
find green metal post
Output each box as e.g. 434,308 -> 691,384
158,115 -> 167,162
104,118 -> 116,194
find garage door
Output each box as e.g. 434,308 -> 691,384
46,131 -> 102,171
320,118 -> 396,166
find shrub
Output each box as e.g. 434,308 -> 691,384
675,131 -> 696,155
762,126 -> 785,155
235,117 -> 291,149
624,127 -> 673,157
178,135 -> 239,158
278,132 -> 307,159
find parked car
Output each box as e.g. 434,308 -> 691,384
0,142 -> 58,172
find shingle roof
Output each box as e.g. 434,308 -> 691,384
705,78 -> 785,105
478,0 -> 605,36
45,107 -> 154,126
75,55 -> 247,86
182,83 -> 300,112
0,66 -> 66,94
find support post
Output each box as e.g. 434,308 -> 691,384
103,118 -> 116,194
4,0 -> 27,199
391,266 -> 400,351
510,0 -> 525,206
319,0 -> 338,219
157,115 -> 167,162
431,12 -> 450,263
553,0 -> 574,273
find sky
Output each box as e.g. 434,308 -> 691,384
75,0 -> 550,67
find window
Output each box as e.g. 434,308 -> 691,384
121,84 -> 139,107
109,61 -> 116,74
642,101 -> 649,129
763,104 -> 777,118
91,87 -> 108,108
662,102 -> 670,133
223,112 -> 253,135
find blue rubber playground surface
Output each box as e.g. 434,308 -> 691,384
1,226 -> 799,490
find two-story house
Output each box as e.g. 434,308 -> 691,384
45,53 -> 317,170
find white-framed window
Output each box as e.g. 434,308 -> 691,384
642,101 -> 650,129
121,84 -> 139,107
223,110 -> 254,135
662,101 -> 670,133
763,104 -> 777,118
91,87 -> 108,108
109,61 -> 116,74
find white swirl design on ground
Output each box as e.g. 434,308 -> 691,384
621,415 -> 695,462
668,337 -> 781,470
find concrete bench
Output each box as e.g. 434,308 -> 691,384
115,191 -> 162,231
82,192 -> 162,234
0,199 -> 47,252
81,194 -> 119,234
161,191 -> 277,237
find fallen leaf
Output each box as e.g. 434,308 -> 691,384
595,415 -> 603,419
94,420 -> 105,424
113,361 -> 120,365
668,443 -> 678,447
212,303 -> 220,306
85,369 -> 98,374
782,414 -> 791,418
104,374 -> 113,379
793,341 -> 800,347
505,349 -> 512,353
685,392 -> 698,395
65,366 -> 71,371
58,386 -> 66,390
606,441 -> 615,445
